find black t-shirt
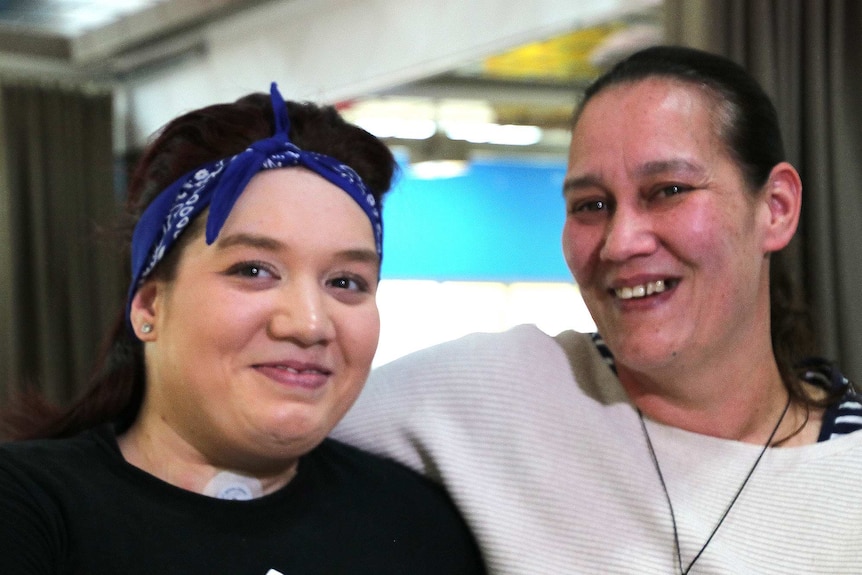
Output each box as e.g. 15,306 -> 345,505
0,426 -> 486,574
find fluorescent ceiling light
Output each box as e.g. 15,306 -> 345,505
444,123 -> 542,146
409,160 -> 468,180
52,0 -> 167,34
345,97 -> 544,147
354,117 -> 437,140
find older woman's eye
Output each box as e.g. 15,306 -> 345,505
568,199 -> 609,214
567,196 -> 614,224
658,184 -> 691,198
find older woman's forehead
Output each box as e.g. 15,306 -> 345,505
573,81 -> 722,152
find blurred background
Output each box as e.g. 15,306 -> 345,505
1,0 -> 860,404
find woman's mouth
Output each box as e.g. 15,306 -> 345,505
254,362 -> 332,389
271,365 -> 326,375
613,279 -> 678,300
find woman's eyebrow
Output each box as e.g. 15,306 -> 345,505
634,158 -> 706,178
334,248 -> 380,264
562,174 -> 603,195
215,232 -> 283,251
563,159 -> 707,196
215,233 -> 379,265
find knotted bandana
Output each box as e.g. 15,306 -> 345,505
127,83 -> 382,333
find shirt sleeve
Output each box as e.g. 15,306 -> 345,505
332,356 -> 435,477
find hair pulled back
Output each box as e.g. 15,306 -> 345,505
573,46 -> 818,403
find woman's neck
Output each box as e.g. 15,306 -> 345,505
117,416 -> 298,498
618,351 -> 819,445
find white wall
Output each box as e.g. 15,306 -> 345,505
374,280 -> 596,367
118,0 -> 661,149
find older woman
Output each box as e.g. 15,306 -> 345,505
334,47 -> 862,574
0,85 -> 485,574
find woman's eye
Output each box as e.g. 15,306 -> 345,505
568,197 -> 612,217
571,200 -> 608,213
657,184 -> 690,198
581,199 -> 608,212
226,261 -> 276,279
328,275 -> 368,293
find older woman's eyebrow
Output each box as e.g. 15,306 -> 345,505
562,174 -> 603,195
563,159 -> 707,196
635,158 -> 706,178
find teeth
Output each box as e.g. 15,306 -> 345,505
275,366 -> 318,374
616,280 -> 666,300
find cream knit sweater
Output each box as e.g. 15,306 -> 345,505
333,324 -> 862,574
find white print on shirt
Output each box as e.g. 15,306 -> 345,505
265,570 -> 284,575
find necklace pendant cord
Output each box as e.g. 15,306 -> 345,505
638,396 -> 791,575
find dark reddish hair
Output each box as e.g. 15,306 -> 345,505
1,93 -> 396,440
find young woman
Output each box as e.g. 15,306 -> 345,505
0,84 -> 485,575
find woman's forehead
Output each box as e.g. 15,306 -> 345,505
573,81 -> 718,154
217,169 -> 378,249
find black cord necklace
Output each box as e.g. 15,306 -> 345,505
637,396 -> 791,574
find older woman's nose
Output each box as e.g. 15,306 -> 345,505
599,206 -> 658,262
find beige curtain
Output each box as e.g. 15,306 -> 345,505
0,82 -> 122,406
666,0 -> 862,384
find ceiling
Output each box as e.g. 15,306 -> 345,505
0,0 -> 265,77
0,0 -> 167,36
0,0 -> 664,163
343,14 -> 663,163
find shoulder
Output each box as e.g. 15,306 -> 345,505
0,426 -> 123,513
309,438 -> 450,496
337,325 -> 572,441
0,428 -> 112,571
290,440 -> 486,573
333,327 -> 614,476
799,359 -> 862,441
370,323 -> 566,385
302,439 -> 480,541
0,427 -> 107,475
820,386 -> 862,441
342,325 -> 568,428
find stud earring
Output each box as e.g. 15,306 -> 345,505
141,323 -> 153,334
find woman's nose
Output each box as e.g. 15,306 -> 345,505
267,279 -> 335,345
599,206 -> 658,262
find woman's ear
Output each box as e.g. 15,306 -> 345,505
130,281 -> 161,341
761,161 -> 802,253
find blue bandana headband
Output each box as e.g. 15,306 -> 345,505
127,83 -> 382,332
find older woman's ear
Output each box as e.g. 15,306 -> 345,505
761,161 -> 802,253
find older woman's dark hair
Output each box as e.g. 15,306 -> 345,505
573,45 -> 819,405
1,93 -> 396,441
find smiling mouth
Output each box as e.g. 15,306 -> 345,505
253,363 -> 332,390
613,279 -> 678,300
270,365 -> 328,375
